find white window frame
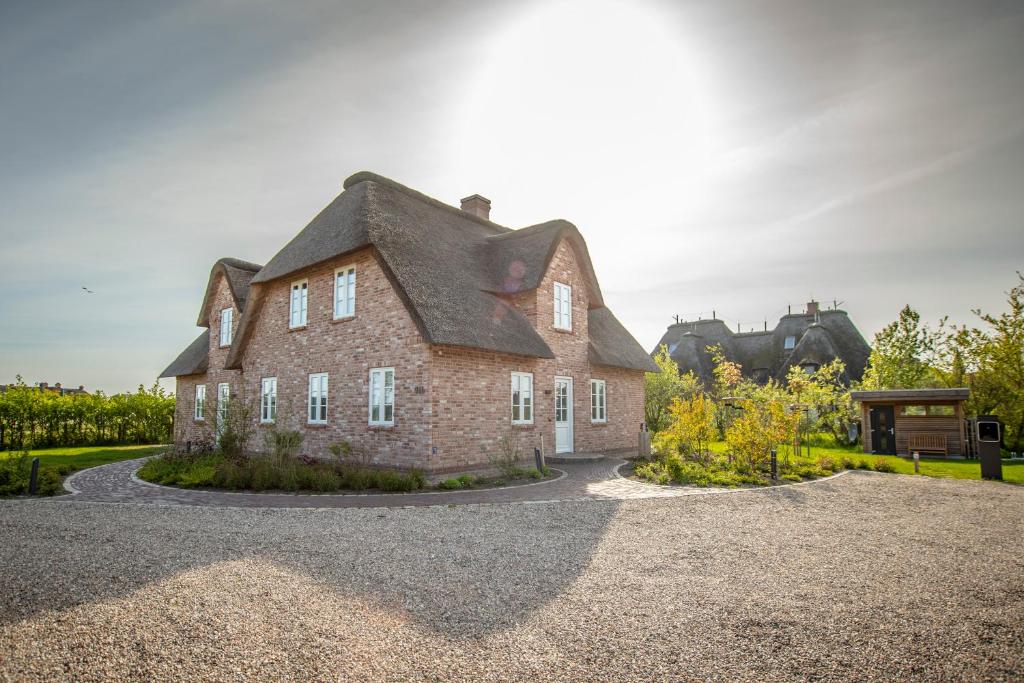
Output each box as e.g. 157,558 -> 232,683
219,308 -> 233,346
217,383 -> 230,424
591,379 -> 607,423
194,384 -> 206,421
553,281 -> 572,330
260,377 -> 277,424
368,367 -> 395,426
784,335 -> 796,350
511,372 -> 534,425
333,265 -> 356,319
290,280 -> 308,328
308,373 -> 328,424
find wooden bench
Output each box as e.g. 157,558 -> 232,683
908,433 -> 948,456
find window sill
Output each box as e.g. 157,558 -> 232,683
551,327 -> 574,334
591,421 -> 608,426
258,421 -> 276,427
511,423 -> 535,429
218,344 -> 231,349
368,424 -> 394,430
305,422 -> 329,428
288,325 -> 308,333
194,418 -> 205,423
331,315 -> 355,324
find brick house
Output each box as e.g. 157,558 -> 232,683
159,172 -> 655,473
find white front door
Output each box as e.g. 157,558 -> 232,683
554,376 -> 573,453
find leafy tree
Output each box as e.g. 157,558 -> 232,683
724,390 -> 800,474
644,345 -> 701,433
786,360 -> 859,446
652,394 -> 716,459
861,305 -> 937,390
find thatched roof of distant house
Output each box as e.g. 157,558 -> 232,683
654,306 -> 870,386
161,172 -> 655,377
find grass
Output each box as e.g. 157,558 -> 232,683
0,444 -> 167,496
708,440 -> 1024,485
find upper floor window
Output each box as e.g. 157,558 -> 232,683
784,335 -> 796,350
591,379 -> 606,423
219,308 -> 233,346
260,377 -> 277,424
290,280 -> 308,328
511,372 -> 533,424
334,265 -> 356,319
308,373 -> 328,424
194,385 -> 206,421
369,367 -> 394,426
553,282 -> 572,330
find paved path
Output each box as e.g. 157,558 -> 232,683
58,456 -> 810,508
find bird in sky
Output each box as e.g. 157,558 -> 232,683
81,287 -> 95,294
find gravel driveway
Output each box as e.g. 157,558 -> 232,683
1,471 -> 1022,682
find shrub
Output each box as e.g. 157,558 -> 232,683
34,468 -> 64,496
439,478 -> 463,490
781,473 -> 802,482
490,430 -> 524,478
0,453 -> 30,495
857,459 -> 872,470
265,429 -> 304,462
817,456 -> 837,472
841,456 -> 857,470
457,474 -> 475,487
872,458 -> 896,473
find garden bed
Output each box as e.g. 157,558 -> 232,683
1,445 -> 167,497
137,451 -> 556,495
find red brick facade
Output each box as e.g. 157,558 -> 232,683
173,238 -> 646,473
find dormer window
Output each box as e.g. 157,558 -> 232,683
290,280 -> 308,328
553,282 -> 572,330
219,308 -> 233,346
784,335 -> 796,350
334,265 -> 356,319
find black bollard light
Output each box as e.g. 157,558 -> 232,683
534,446 -> 545,472
770,449 -> 778,482
28,457 -> 40,494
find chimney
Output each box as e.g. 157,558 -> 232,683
460,194 -> 491,220
79,385 -> 85,391
806,300 -> 820,315
55,383 -> 62,389
39,382 -> 48,389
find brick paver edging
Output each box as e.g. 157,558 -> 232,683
44,456 -> 852,510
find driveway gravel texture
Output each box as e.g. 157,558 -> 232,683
1,471 -> 1022,682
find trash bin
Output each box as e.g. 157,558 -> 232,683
976,415 -> 1003,481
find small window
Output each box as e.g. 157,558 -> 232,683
334,265 -> 356,319
369,368 -> 395,425
667,343 -> 678,355
929,405 -> 955,416
217,383 -> 230,424
308,373 -> 328,424
219,308 -> 233,346
901,405 -> 927,416
290,280 -> 308,328
553,282 -> 572,330
591,379 -> 607,423
194,385 -> 206,421
511,372 -> 533,424
784,335 -> 796,350
260,377 -> 277,424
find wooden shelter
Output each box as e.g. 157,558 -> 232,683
850,388 -> 970,457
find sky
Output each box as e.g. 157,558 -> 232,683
1,0 -> 1022,394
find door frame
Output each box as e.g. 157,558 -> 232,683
554,376 -> 574,454
869,405 -> 896,454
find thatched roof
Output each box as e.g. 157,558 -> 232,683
158,331 -> 208,378
654,310 -> 870,385
196,257 -> 262,327
163,171 -> 651,376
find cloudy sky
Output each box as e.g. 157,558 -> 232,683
1,0 -> 1022,393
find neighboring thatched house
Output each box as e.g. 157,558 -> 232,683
159,171 -> 655,473
0,382 -> 89,396
653,302 -> 870,386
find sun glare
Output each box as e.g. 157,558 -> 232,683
449,0 -> 721,221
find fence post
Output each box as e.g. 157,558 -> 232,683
913,451 -> 920,474
28,457 -> 40,494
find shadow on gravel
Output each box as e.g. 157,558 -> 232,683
0,500 -> 621,637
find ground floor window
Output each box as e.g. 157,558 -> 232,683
591,379 -> 606,423
194,384 -> 206,421
308,373 -> 328,424
217,383 -> 230,424
369,368 -> 394,425
260,377 -> 277,423
511,372 -> 533,424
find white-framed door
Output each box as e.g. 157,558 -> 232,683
554,376 -> 574,453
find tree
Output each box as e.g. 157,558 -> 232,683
645,345 -> 701,433
652,394 -> 716,459
787,360 -> 859,446
724,391 -> 800,473
861,305 -> 937,390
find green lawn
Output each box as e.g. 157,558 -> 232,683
708,440 -> 1023,484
